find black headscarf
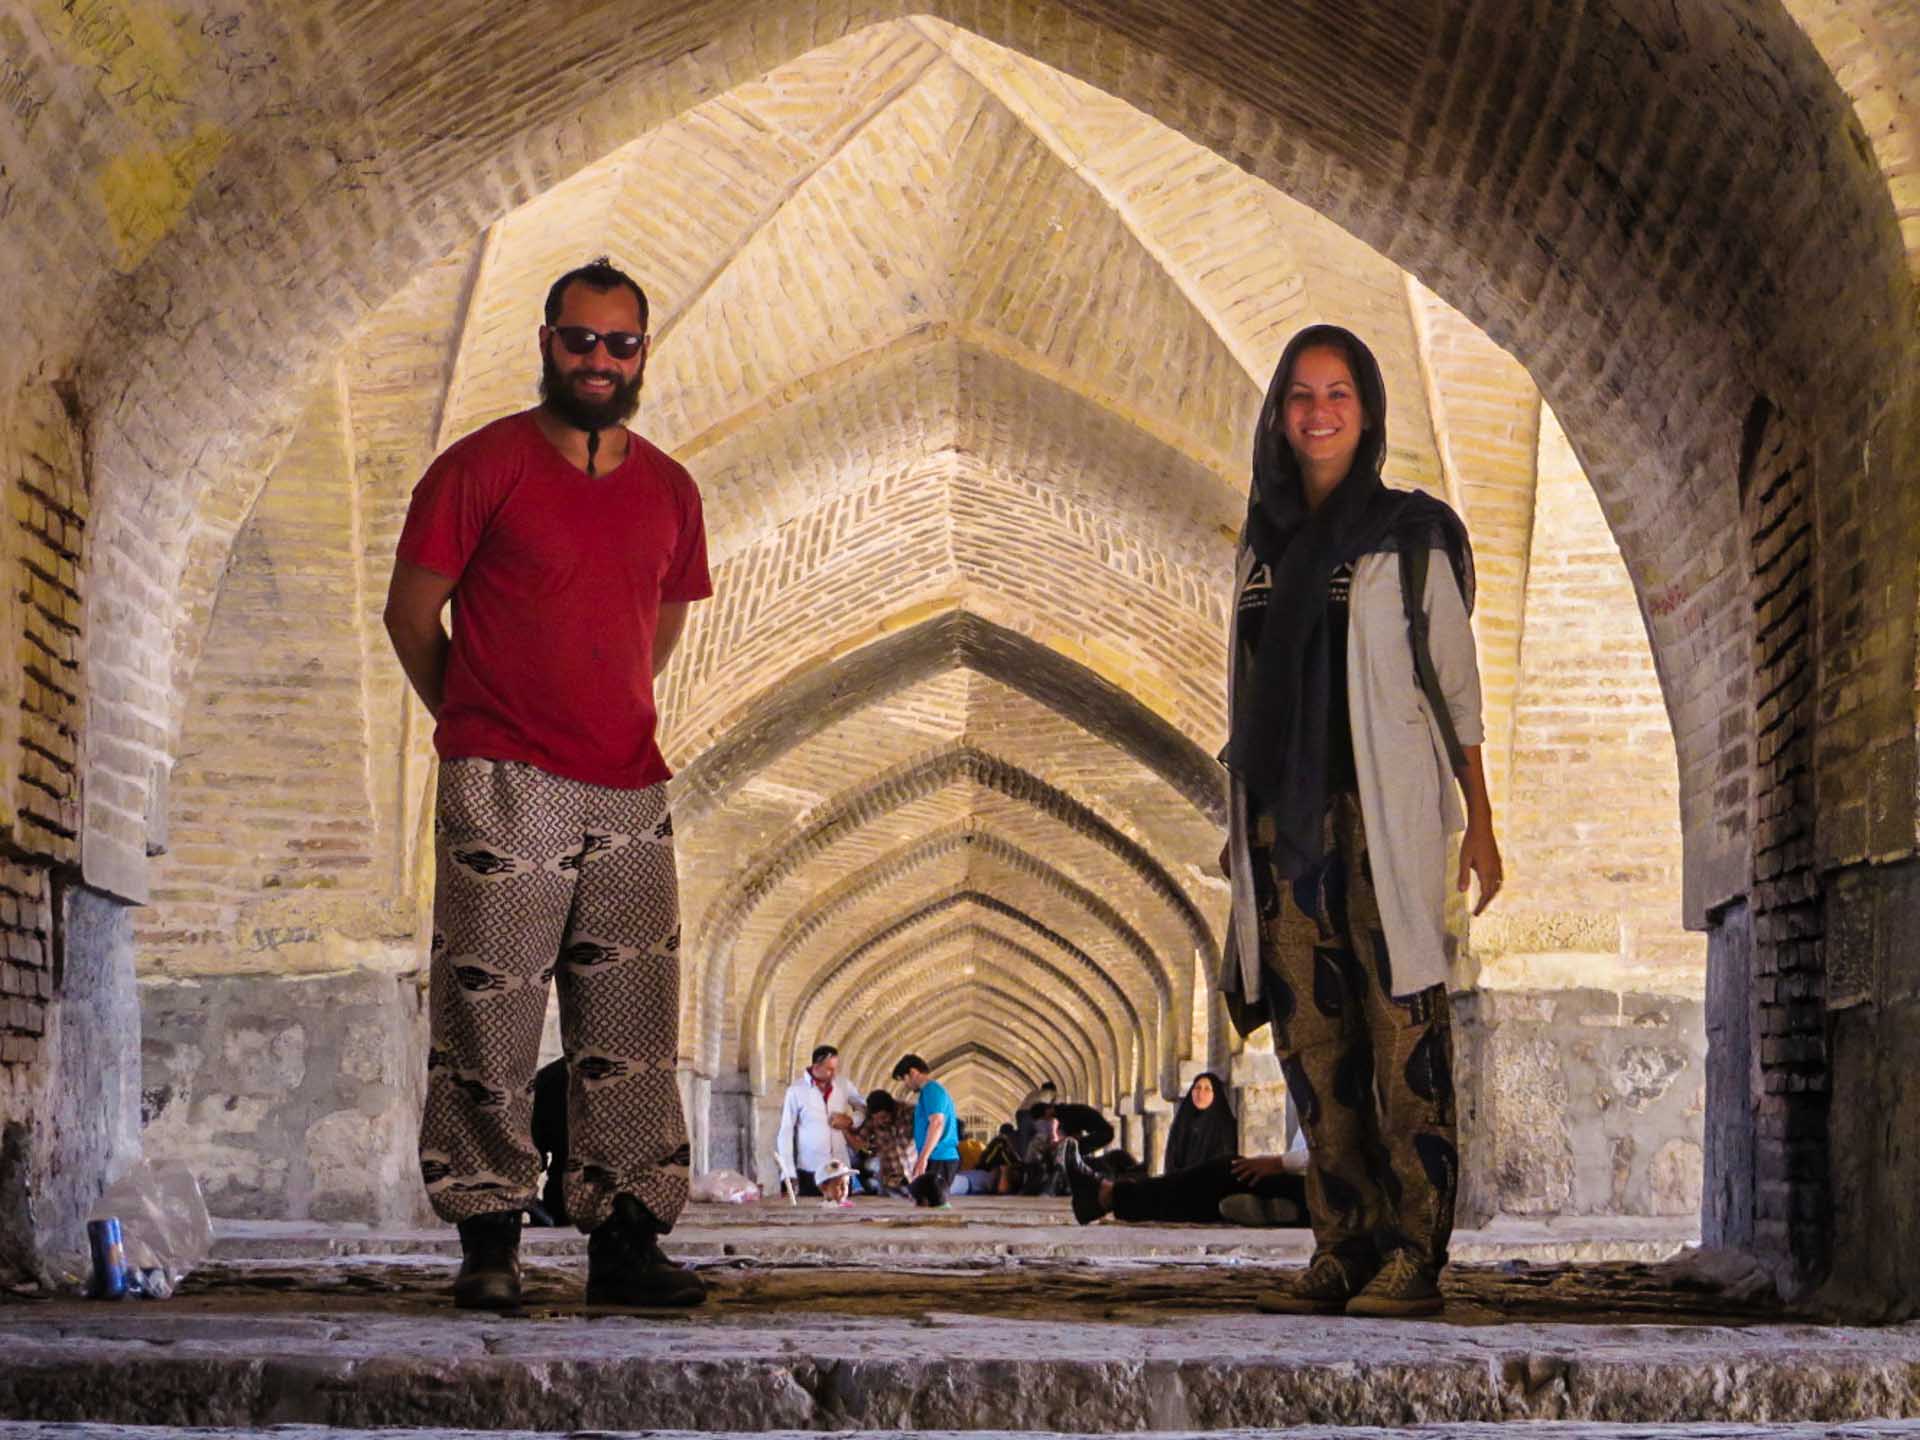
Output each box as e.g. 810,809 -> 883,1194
1165,1071 -> 1237,1173
1226,325 -> 1472,877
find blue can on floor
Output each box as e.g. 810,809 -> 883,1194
87,1217 -> 128,1299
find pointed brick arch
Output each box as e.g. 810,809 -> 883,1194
800,917 -> 1143,1097
65,0 -> 1910,928
18,0 -> 1909,1307
841,979 -> 1101,1104
676,609 -> 1225,826
925,1041 -> 1043,1102
751,887 -> 1176,1099
749,824 -> 1179,1074
796,926 -> 1120,1102
704,740 -> 1208,1072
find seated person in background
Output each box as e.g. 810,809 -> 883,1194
957,1132 -> 986,1171
1164,1072 -> 1238,1174
982,1123 -> 1019,1165
1051,1100 -> 1116,1155
979,1124 -> 1022,1190
1088,1147 -> 1148,1180
529,1056 -> 570,1225
1065,1137 -> 1308,1228
1020,1105 -> 1071,1197
847,1089 -> 917,1199
813,1157 -> 855,1208
949,1164 -> 1002,1196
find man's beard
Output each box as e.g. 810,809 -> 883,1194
540,349 -> 643,431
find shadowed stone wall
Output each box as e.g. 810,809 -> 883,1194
1820,859 -> 1920,1319
139,969 -> 429,1225
1455,990 -> 1706,1224
0,885 -> 139,1282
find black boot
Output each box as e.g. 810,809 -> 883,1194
1062,1139 -> 1109,1225
586,1194 -> 707,1307
453,1211 -> 523,1310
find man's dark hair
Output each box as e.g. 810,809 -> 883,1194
891,1053 -> 928,1081
545,256 -> 650,331
1030,1102 -> 1054,1121
998,1123 -> 1015,1137
865,1088 -> 896,1114
811,1043 -> 838,1066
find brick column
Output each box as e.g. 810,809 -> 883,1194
1739,404 -> 1829,1290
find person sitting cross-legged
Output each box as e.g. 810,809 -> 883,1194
1019,1104 -> 1073,1197
1065,1142 -> 1308,1229
847,1089 -> 917,1199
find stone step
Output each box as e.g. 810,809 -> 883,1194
206,1205 -> 1698,1267
6,1427 -> 1920,1440
3,1266 -> 1915,1432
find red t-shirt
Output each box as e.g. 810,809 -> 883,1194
396,412 -> 712,789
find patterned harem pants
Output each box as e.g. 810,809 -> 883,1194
419,758 -> 690,1234
1254,791 -> 1458,1269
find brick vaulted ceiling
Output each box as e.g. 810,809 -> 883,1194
157,20 -> 1489,1117
111,4 -> 1919,1122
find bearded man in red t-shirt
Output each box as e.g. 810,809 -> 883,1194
385,258 -> 712,1311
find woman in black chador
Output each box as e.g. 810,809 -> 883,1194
1219,325 -> 1501,1318
1163,1071 -> 1237,1174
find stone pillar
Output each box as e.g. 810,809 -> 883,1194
1703,901 -> 1755,1252
675,1067 -> 709,1173
752,1090 -> 785,1191
1229,1045 -> 1288,1160
1818,859 -> 1920,1320
0,882 -> 141,1285
1143,1107 -> 1169,1175
706,1071 -> 755,1176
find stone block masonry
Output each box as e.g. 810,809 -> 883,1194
1453,988 -> 1706,1225
140,968 -> 431,1225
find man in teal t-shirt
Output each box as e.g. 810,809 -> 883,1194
892,1053 -> 961,1207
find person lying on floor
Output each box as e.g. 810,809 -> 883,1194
1064,1142 -> 1308,1228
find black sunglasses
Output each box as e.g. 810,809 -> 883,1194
551,325 -> 646,360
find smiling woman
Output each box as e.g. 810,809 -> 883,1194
1222,323 -> 1491,1318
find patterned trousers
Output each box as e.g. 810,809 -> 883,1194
419,758 -> 690,1234
1254,792 -> 1458,1268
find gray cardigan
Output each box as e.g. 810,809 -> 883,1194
1223,544 -> 1484,1003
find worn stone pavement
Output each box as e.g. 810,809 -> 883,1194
4,1202 -> 1918,1433
6,1428 -> 1920,1440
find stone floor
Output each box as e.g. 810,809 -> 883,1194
7,1428 -> 1920,1440
206,1196 -> 1702,1265
3,1202 -> 1917,1433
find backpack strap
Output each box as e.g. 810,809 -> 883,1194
1400,541 -> 1468,776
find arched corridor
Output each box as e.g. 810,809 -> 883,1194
0,1 -> 1915,1329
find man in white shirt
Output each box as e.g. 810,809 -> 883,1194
774,1044 -> 865,1197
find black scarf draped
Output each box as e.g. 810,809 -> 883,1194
1226,325 -> 1472,878
1165,1071 -> 1238,1171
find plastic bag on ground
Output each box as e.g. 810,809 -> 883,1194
690,1169 -> 760,1204
88,1159 -> 214,1285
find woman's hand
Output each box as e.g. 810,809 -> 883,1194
1458,821 -> 1503,916
1230,1155 -> 1289,1183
